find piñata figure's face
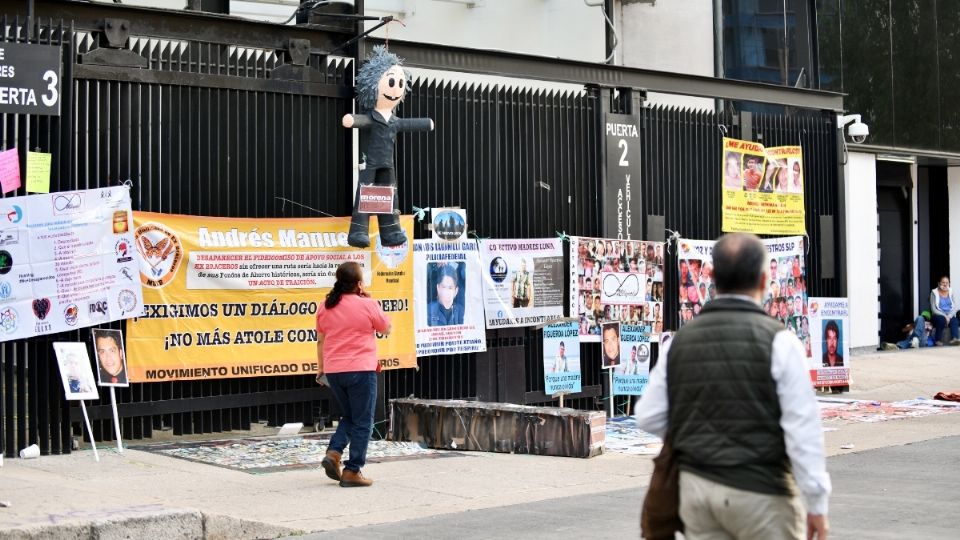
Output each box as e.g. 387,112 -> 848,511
376,65 -> 406,111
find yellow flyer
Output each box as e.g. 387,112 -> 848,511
126,212 -> 415,382
721,137 -> 805,235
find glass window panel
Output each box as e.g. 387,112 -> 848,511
840,0 -> 895,146
815,0 -> 843,92
937,1 -> 960,151
890,0 -> 939,149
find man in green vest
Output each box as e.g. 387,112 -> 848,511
636,233 -> 830,540
511,259 -> 533,308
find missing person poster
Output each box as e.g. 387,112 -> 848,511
569,236 -> 664,342
126,213 -> 416,382
721,137 -> 805,235
0,186 -> 144,342
479,239 -> 564,328
676,239 -> 716,328
763,236 -> 808,335
53,342 -> 99,401
613,323 -> 651,396
807,297 -> 850,387
413,240 -> 487,357
543,321 -> 581,396
676,236 -> 807,334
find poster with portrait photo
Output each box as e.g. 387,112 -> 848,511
92,328 -> 129,387
52,342 -> 99,401
569,236 -> 664,342
613,323 -> 651,396
807,297 -> 850,387
542,321 -> 582,396
413,240 -> 486,357
601,321 -> 621,369
479,239 -> 564,329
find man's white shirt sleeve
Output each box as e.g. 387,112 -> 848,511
633,331 -> 831,515
634,340 -> 670,439
771,330 -> 832,515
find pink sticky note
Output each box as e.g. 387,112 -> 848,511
0,148 -> 20,194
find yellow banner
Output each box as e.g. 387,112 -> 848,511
721,137 -> 806,235
126,212 -> 415,382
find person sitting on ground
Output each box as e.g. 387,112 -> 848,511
880,311 -> 933,350
930,276 -> 960,345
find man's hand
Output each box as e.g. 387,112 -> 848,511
342,114 -> 354,128
315,372 -> 328,386
807,514 -> 828,540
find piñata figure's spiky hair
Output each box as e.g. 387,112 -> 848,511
355,45 -> 409,112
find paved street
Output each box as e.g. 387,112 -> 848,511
2,349 -> 960,539
297,436 -> 960,540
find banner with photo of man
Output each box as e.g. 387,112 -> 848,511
676,236 -> 808,334
721,137 -> 805,235
807,297 -> 850,387
413,240 -> 487,357
569,237 -> 665,342
542,321 -> 582,396
613,323 -> 651,396
479,239 -> 564,328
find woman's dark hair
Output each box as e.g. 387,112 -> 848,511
325,261 -> 363,309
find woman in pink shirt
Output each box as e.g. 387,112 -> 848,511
316,262 -> 392,487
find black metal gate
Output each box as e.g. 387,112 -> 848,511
1,5 -> 842,457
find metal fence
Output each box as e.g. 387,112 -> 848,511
1,9 -> 841,457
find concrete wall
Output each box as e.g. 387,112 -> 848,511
619,0 -> 715,110
844,152 -> 879,348
361,0 -> 605,62
950,167 -> 960,287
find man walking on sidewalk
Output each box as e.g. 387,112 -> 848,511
636,233 -> 831,539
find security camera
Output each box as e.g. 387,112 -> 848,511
837,114 -> 869,144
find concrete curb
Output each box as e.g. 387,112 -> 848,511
0,510 -> 302,540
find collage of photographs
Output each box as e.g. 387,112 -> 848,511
677,238 -> 809,356
572,237 -> 665,339
678,255 -> 716,325
722,147 -> 804,194
764,254 -> 811,356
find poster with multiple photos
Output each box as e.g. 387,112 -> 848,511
721,137 -> 805,235
676,236 -> 807,335
569,237 -> 665,342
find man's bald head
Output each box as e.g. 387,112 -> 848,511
713,233 -> 767,297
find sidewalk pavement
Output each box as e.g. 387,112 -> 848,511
1,346 -> 958,539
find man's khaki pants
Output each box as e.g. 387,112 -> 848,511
679,470 -> 805,540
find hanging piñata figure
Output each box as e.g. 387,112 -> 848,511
344,45 -> 434,248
